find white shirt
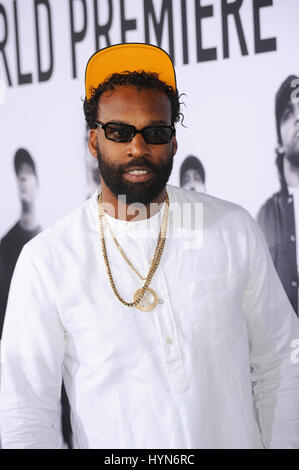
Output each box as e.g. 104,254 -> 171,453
1,184 -> 299,449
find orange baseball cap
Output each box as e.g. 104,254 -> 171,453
85,43 -> 177,100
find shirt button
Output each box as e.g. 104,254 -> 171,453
290,234 -> 296,242
166,338 -> 173,344
291,281 -> 298,287
158,298 -> 164,304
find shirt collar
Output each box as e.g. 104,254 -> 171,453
88,185 -> 203,242
89,185 -> 168,236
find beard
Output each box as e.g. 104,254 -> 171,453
97,147 -> 174,205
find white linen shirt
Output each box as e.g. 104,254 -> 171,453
1,184 -> 299,449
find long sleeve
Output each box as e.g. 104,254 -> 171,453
0,242 -> 65,449
242,211 -> 299,448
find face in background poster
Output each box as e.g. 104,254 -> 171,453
180,155 -> 206,193
0,0 -> 299,317
257,75 -> 299,315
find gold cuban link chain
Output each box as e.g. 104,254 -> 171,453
97,191 -> 169,309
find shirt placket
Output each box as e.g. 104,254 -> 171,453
125,221 -> 189,394
152,267 -> 189,394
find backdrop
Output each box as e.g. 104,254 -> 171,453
0,0 -> 298,230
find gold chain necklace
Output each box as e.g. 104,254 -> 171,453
97,192 -> 169,311
104,219 -> 147,281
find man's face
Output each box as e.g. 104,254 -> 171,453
16,163 -> 38,204
181,169 -> 205,192
280,100 -> 299,168
89,85 -> 177,205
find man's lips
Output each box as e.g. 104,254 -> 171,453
123,167 -> 154,182
123,166 -> 152,173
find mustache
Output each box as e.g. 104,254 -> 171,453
117,157 -> 159,173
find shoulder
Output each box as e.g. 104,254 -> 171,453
167,184 -> 251,227
167,185 -> 266,269
0,222 -> 20,248
1,222 -> 19,241
257,190 -> 284,220
168,184 -> 243,209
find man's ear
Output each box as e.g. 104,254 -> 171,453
276,143 -> 284,154
172,136 -> 178,157
88,129 -> 98,159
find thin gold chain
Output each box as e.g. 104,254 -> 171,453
104,219 -> 146,281
97,192 -> 169,308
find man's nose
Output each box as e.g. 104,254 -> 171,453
127,132 -> 150,157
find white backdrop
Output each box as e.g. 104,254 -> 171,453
1,0 -> 299,234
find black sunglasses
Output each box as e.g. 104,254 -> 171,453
95,121 -> 175,145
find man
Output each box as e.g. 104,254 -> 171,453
180,155 -> 206,192
1,44 -> 299,449
0,148 -> 42,338
257,75 -> 299,316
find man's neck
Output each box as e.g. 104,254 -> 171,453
284,158 -> 299,188
100,181 -> 166,221
19,201 -> 39,231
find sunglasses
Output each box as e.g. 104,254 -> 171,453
95,121 -> 175,145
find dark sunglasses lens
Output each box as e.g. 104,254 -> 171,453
143,127 -> 173,144
105,124 -> 134,142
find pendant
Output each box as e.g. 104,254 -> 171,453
133,287 -> 158,311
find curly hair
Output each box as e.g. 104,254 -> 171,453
83,70 -> 182,129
